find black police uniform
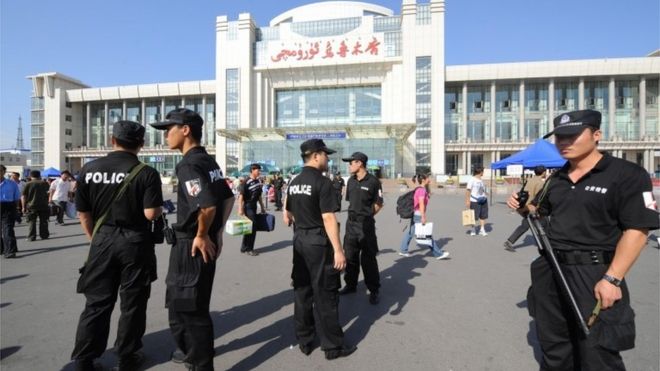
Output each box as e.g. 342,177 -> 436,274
71,151 -> 163,367
528,153 -> 659,371
22,178 -> 50,240
166,146 -> 234,371
342,172 -> 383,295
239,176 -> 262,253
286,166 -> 346,351
273,176 -> 285,210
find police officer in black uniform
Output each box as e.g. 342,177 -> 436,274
331,171 -> 345,212
71,120 -> 163,371
151,108 -> 235,371
238,163 -> 265,256
338,152 -> 383,304
272,172 -> 285,211
283,139 -> 356,360
508,109 -> 659,371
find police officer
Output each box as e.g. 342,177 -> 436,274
238,163 -> 265,256
507,110 -> 659,371
338,152 -> 383,304
331,171 -> 345,212
71,120 -> 163,371
1,164 -> 21,258
150,108 -> 235,371
283,139 -> 356,360
272,172 -> 285,211
21,170 -> 50,241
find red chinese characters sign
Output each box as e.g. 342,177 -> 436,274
270,36 -> 381,63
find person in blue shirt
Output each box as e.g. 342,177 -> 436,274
1,164 -> 21,258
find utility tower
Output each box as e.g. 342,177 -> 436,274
16,115 -> 25,150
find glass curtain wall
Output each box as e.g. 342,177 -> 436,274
444,85 -> 461,142
495,84 -> 519,142
415,56 -> 431,171
206,97 -> 216,146
226,69 -> 239,129
584,80 -> 610,139
615,80 -> 639,140
126,101 -> 141,122
524,82 -> 549,141
145,101 -> 162,147
554,81 -> 578,114
467,84 -> 490,142
90,103 -> 106,148
645,78 -> 658,139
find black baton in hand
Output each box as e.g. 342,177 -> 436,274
526,213 -> 591,337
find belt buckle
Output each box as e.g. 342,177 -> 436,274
590,251 -> 600,264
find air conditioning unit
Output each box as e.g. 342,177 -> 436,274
503,100 -> 511,109
474,101 -> 483,110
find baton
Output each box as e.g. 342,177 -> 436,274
526,213 -> 591,336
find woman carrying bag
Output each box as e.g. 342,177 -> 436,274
398,173 -> 450,260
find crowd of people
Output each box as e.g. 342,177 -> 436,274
1,108 -> 658,371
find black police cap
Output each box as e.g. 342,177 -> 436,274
150,108 -> 204,130
113,120 -> 145,144
543,109 -> 601,139
300,139 -> 337,155
342,152 -> 368,164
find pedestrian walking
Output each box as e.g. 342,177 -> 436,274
151,108 -> 235,371
1,165 -> 21,258
71,120 -> 163,371
399,173 -> 450,260
238,164 -> 265,256
465,166 -> 489,236
507,109 -> 659,370
283,139 -> 356,360
21,170 -> 50,241
49,170 -> 73,225
503,165 -> 546,252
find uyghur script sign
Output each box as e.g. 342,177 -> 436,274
270,35 -> 381,64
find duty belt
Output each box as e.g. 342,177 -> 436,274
554,250 -> 614,265
348,214 -> 374,223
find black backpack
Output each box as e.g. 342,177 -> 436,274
396,187 -> 422,219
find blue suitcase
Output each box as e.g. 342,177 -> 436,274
255,213 -> 276,232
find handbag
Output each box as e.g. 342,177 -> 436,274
65,201 -> 78,219
414,222 -> 434,246
462,209 -> 476,226
255,213 -> 276,232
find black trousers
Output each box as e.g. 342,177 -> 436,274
343,219 -> 380,293
166,238 -> 216,371
275,189 -> 283,209
26,208 -> 49,239
528,255 -> 634,371
55,200 -> 67,224
507,218 -> 530,244
1,202 -> 18,256
240,206 -> 258,252
292,228 -> 344,351
72,227 -> 156,364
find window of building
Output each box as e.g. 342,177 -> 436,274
291,17 -> 361,37
471,153 -> 484,170
205,97 -> 216,146
416,56 -> 432,167
227,21 -> 239,40
416,3 -> 431,25
65,115 -> 72,122
65,129 -> 72,136
126,102 -> 141,122
226,69 -> 240,130
65,101 -> 72,108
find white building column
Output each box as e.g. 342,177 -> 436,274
578,78 -> 585,110
466,151 -> 472,174
104,102 -> 109,147
519,80 -> 525,141
609,78 -> 616,140
639,77 -> 646,140
548,79 -> 555,123
86,103 -> 91,147
462,82 -> 468,141
201,96 -> 207,145
490,81 -> 496,142
430,0 -> 446,175
160,99 -> 166,145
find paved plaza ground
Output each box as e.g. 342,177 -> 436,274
1,186 -> 658,370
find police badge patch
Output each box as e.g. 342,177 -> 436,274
643,191 -> 657,211
185,178 -> 202,197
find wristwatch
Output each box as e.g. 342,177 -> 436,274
602,274 -> 622,287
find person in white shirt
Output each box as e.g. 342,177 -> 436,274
49,171 -> 72,225
465,166 -> 489,236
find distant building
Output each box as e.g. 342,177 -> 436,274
27,0 -> 660,177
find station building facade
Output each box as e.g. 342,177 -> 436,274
27,0 -> 660,177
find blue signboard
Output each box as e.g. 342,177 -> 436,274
285,132 -> 347,140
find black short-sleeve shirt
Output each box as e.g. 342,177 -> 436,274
285,166 -> 337,229
75,151 -> 163,231
346,172 -> 383,219
175,147 -> 234,238
537,153 -> 659,251
239,177 -> 262,208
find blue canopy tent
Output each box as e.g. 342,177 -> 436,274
41,167 -> 61,177
491,139 -> 566,170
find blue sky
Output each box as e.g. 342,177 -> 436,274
1,0 -> 658,150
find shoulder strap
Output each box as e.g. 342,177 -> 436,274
535,178 -> 552,206
92,163 -> 147,238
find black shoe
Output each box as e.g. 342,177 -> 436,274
171,349 -> 186,363
112,351 -> 145,371
74,359 -> 102,371
26,237 -> 35,242
299,343 -> 313,356
369,291 -> 380,305
325,345 -> 357,360
245,250 -> 259,256
4,253 -> 16,259
338,286 -> 356,295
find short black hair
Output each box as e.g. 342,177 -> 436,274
250,163 -> 262,171
188,124 -> 203,143
114,136 -> 144,150
533,166 -> 546,176
30,170 -> 41,178
0,164 -> 5,172
472,166 -> 484,176
61,170 -> 72,177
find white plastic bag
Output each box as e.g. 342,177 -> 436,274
66,202 -> 78,219
414,222 -> 434,246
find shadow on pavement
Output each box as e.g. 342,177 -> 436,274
527,320 -> 543,365
257,239 -> 292,254
0,302 -> 12,308
0,274 -> 29,284
1,346 -> 21,360
17,243 -> 88,258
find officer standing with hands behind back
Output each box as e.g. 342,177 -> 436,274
71,120 -> 163,371
507,109 -> 659,371
150,108 -> 235,371
283,139 -> 356,360
339,152 -> 383,305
